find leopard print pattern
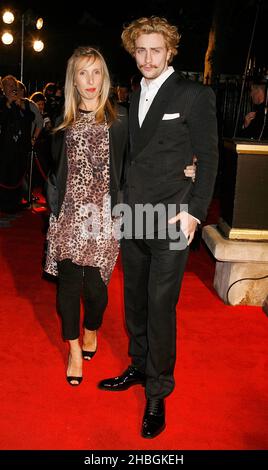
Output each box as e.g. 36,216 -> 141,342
45,110 -> 120,285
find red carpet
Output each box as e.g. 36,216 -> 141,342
0,201 -> 268,451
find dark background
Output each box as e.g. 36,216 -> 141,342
1,0 -> 267,88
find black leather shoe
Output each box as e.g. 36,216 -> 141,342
141,398 -> 166,438
98,366 -> 145,391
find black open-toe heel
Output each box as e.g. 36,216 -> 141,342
66,375 -> 83,386
82,349 -> 97,361
66,353 -> 83,386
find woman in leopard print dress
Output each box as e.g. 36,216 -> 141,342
44,46 -> 128,386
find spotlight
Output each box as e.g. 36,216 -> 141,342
1,31 -> 14,45
33,39 -> 44,52
2,11 -> 14,24
36,18 -> 43,30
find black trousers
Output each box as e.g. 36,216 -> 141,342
57,259 -> 108,340
121,237 -> 189,399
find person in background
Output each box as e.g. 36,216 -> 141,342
43,82 -> 63,126
241,80 -> 267,140
116,81 -> 130,108
54,84 -> 65,118
98,16 -> 218,439
30,91 -> 52,130
16,81 -> 44,201
43,82 -> 56,123
0,75 -> 34,212
130,73 -> 142,92
17,81 -> 43,147
44,46 -> 128,386
30,91 -> 53,187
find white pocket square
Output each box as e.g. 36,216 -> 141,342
162,113 -> 180,120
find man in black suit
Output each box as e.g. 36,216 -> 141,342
99,16 -> 218,438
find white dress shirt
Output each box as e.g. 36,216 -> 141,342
138,66 -> 175,126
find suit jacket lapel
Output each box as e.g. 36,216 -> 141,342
129,72 -> 179,157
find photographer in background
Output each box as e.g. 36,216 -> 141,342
0,75 -> 34,212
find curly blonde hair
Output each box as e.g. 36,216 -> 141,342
121,17 -> 181,64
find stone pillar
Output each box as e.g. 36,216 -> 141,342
201,140 -> 268,306
202,225 -> 268,305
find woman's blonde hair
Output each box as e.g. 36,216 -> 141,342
121,16 -> 181,64
55,46 -> 116,131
